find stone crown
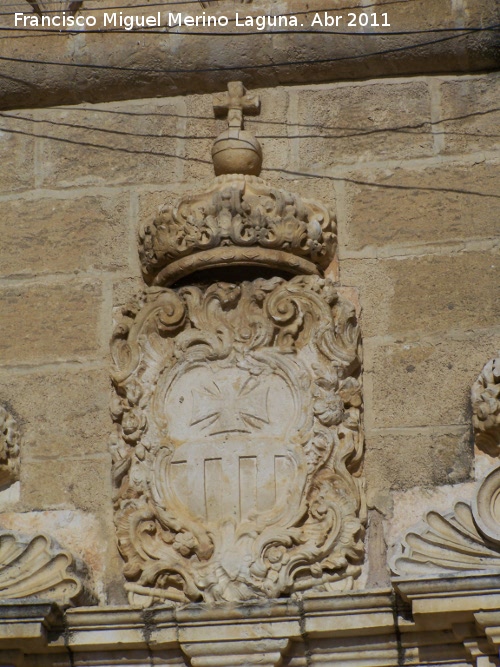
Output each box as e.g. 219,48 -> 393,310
139,174 -> 336,286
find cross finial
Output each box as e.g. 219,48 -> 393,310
211,81 -> 262,176
213,81 -> 260,130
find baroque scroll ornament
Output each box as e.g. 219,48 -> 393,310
111,275 -> 364,607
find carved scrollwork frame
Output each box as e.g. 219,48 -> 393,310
111,276 -> 364,606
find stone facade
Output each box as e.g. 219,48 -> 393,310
0,1 -> 499,663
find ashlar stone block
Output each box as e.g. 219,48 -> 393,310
296,81 -> 433,169
0,194 -> 129,277
440,74 -> 500,155
36,101 -> 183,187
0,281 -> 103,366
341,161 -> 500,251
341,250 -> 500,339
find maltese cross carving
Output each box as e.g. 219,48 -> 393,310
191,371 -> 270,435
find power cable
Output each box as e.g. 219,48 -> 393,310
0,23 -> 497,36
1,108 -> 499,140
0,0 -> 417,12
0,28 -> 495,73
1,120 -> 499,198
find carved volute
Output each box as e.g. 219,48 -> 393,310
111,82 -> 364,607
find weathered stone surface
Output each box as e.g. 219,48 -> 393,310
440,73 -> 500,155
0,114 -> 35,193
375,0 -> 456,30
183,94 -> 221,182
387,482 -> 475,555
249,87 -> 290,178
0,368 -> 110,459
341,250 -> 500,338
366,336 -> 500,429
266,177 -> 336,209
36,101 -> 182,187
0,281 -> 103,366
112,277 -> 146,311
363,509 -> 391,589
296,82 -> 433,168
111,276 -> 363,606
20,456 -> 111,513
0,195 -> 129,277
364,428 -> 473,491
341,161 -> 500,251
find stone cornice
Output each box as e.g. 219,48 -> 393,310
2,588 -> 500,666
0,0 -> 498,110
0,592 -> 396,656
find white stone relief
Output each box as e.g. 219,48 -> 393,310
0,531 -> 85,605
391,504 -> 500,576
111,276 -> 364,606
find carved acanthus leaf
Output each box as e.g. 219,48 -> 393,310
392,466 -> 500,577
0,405 -> 21,489
472,355 -> 500,454
0,531 -> 86,606
139,175 -> 336,286
111,275 -> 364,607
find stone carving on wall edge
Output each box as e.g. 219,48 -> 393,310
0,404 -> 20,489
472,355 -> 500,455
110,82 -> 365,608
392,354 -> 500,579
0,404 -> 90,606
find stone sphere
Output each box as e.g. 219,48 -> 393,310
212,130 -> 263,176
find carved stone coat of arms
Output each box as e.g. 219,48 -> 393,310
110,86 -> 364,607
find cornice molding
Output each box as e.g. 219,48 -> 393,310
1,0 -> 498,111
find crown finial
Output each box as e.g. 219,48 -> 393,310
212,82 -> 262,176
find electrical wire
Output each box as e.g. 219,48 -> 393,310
1,119 -> 498,198
0,0 -> 421,12
0,28 -> 495,73
1,108 -> 499,140
0,24 -> 497,36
